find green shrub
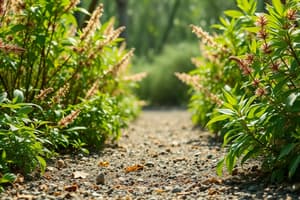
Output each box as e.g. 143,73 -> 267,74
179,0 -> 300,181
135,42 -> 198,106
0,91 -> 47,187
0,0 -> 141,186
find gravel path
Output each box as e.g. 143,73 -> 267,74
1,109 -> 300,199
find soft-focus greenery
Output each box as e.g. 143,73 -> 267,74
98,0 -> 236,56
135,42 -> 198,106
0,0 -> 141,190
180,0 -> 300,182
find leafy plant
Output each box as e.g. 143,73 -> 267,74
179,0 -> 300,181
0,91 -> 48,175
0,0 -> 143,189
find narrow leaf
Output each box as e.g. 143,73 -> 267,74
279,143 -> 296,159
222,89 -> 237,105
36,156 -> 46,174
0,173 -> 16,184
289,155 -> 300,178
216,158 -> 225,176
272,0 -> 284,15
224,10 -> 244,18
206,114 -> 230,127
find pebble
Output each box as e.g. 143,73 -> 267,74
96,173 -> 105,185
248,185 -> 259,191
145,162 -> 155,167
172,186 -> 182,193
56,159 -> 65,169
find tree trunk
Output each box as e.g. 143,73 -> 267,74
156,0 -> 181,53
116,0 -> 128,40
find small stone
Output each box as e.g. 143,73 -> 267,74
172,186 -> 182,193
56,159 -> 65,169
137,178 -> 144,182
145,162 -> 155,167
248,185 -> 259,191
96,173 -> 105,185
289,183 -> 300,192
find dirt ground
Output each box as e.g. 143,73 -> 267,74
1,109 -> 300,199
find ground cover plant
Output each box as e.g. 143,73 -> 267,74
177,0 -> 300,182
0,0 -> 143,191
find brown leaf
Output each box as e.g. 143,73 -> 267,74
208,188 -> 219,195
124,164 -> 144,173
72,171 -> 89,179
43,171 -> 52,180
203,177 -> 223,185
53,191 -> 62,196
14,174 -> 24,183
64,183 -> 78,192
98,161 -> 109,167
155,189 -> 165,194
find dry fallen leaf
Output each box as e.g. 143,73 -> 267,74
124,164 -> 144,173
53,191 -> 62,196
43,171 -> 52,180
64,183 -> 78,192
98,161 -> 109,167
203,177 -> 223,185
155,189 -> 165,194
72,171 -> 89,179
208,188 -> 219,195
14,174 -> 24,183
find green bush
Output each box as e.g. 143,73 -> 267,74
0,0 -> 141,189
179,0 -> 300,181
135,42 -> 198,106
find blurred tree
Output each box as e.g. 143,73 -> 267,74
157,0 -> 181,53
78,0 -> 236,57
116,0 -> 128,39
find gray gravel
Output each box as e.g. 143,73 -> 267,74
1,109 -> 300,199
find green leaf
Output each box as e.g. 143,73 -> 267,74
18,106 -> 33,116
64,126 -> 87,132
249,39 -> 257,53
272,0 -> 284,15
279,143 -> 296,159
218,108 -> 236,116
36,156 -> 46,174
1,150 -> 6,160
206,114 -> 231,127
241,147 -> 259,165
224,10 -> 244,18
286,93 -> 300,107
0,92 -> 7,103
244,27 -> 260,33
289,155 -> 300,179
216,158 -> 225,176
75,7 -> 90,15
222,89 -> 237,105
0,173 -> 16,184
225,150 -> 237,174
